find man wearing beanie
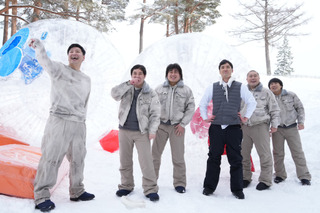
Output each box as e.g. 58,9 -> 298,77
199,59 -> 257,199
268,78 -> 311,185
29,38 -> 94,212
152,63 -> 195,194
240,71 -> 280,191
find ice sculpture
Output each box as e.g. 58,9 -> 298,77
0,19 -> 125,146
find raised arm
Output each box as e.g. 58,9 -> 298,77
28,38 -> 59,78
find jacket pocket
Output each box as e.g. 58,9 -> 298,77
159,92 -> 168,102
283,99 -> 295,111
175,92 -> 187,108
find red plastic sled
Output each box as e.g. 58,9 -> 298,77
99,129 -> 119,153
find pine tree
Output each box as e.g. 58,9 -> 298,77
274,36 -> 294,76
130,0 -> 221,36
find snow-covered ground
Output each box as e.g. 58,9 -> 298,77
1,55 -> 319,213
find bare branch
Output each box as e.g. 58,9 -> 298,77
229,0 -> 310,75
0,13 -> 30,24
0,4 -> 87,21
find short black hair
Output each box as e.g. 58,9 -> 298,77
268,78 -> 283,89
130,64 -> 146,76
166,63 -> 183,80
67,43 -> 86,55
219,59 -> 233,70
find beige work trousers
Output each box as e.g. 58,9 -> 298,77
272,126 -> 311,181
34,115 -> 87,205
241,123 -> 273,186
152,124 -> 186,188
118,129 -> 158,195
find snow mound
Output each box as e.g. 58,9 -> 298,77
130,33 -> 251,103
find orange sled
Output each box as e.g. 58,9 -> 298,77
0,144 -> 69,199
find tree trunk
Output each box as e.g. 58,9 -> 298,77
76,4 -> 80,21
63,1 -> 69,19
264,0 -> 271,75
166,18 -> 169,37
174,2 -> 179,34
139,0 -> 146,53
2,0 -> 10,45
139,17 -> 144,53
32,0 -> 42,22
11,0 -> 17,36
265,40 -> 271,76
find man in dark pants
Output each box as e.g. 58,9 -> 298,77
199,59 -> 256,199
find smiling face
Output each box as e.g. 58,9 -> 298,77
219,62 -> 233,82
269,82 -> 282,95
167,68 -> 181,86
246,71 -> 260,89
68,47 -> 85,70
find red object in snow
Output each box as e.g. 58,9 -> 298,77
190,101 -> 213,139
99,130 -> 119,153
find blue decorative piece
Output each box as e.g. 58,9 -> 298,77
19,47 -> 43,84
0,28 -> 48,84
41,32 -> 48,40
0,28 -> 29,77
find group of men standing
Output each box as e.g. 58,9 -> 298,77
199,60 -> 311,200
241,71 -> 311,193
29,36 -> 311,212
112,58 -> 311,201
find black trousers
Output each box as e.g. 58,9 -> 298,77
203,124 -> 243,192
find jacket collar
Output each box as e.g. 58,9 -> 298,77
219,76 -> 235,87
137,81 -> 151,94
247,82 -> 263,92
281,89 -> 288,96
163,79 -> 184,87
